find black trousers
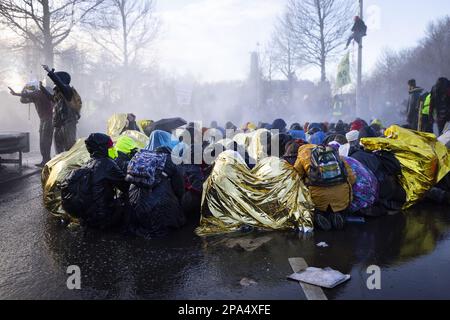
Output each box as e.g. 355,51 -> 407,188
420,115 -> 433,133
54,121 -> 77,154
39,118 -> 54,163
346,33 -> 362,47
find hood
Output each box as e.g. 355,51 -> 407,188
335,120 -> 345,132
271,119 -> 287,131
85,133 -> 113,158
146,130 -> 179,151
307,123 -> 322,134
55,71 -> 71,85
225,122 -> 237,130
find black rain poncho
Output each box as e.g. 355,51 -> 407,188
128,148 -> 186,237
82,133 -> 129,229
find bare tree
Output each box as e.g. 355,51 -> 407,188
90,0 -> 159,68
271,12 -> 301,83
284,0 -> 355,82
259,46 -> 276,83
362,16 -> 450,123
421,17 -> 450,77
0,0 -> 105,66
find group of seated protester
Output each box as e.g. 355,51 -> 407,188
60,118 -> 450,236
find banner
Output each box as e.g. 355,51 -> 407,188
336,52 -> 351,89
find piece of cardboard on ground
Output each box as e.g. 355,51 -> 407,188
239,277 -> 258,286
288,257 -> 328,301
288,267 -> 351,289
224,236 -> 273,252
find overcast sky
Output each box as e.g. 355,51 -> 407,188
155,0 -> 450,83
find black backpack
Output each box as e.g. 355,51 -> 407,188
308,145 -> 348,187
61,166 -> 93,218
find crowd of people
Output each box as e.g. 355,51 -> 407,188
7,66 -> 450,237
57,116 -> 450,237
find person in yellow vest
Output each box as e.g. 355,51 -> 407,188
419,92 -> 433,133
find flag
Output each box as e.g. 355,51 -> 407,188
336,52 -> 351,89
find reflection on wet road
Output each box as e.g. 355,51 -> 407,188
1,175 -> 450,299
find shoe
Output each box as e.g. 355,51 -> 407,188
314,213 -> 332,231
240,225 -> 254,233
35,159 -> 50,168
35,162 -> 44,168
330,213 -> 345,230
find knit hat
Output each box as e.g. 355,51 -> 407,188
346,130 -> 360,143
350,119 -> 365,132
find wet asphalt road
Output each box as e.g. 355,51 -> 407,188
1,174 -> 450,300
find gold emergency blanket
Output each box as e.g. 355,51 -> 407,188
196,151 -> 315,236
232,129 -> 271,163
247,129 -> 271,163
42,139 -> 90,217
42,131 -> 150,216
107,114 -> 146,137
107,113 -> 128,137
360,125 -> 450,209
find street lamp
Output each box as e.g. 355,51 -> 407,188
356,0 -> 363,117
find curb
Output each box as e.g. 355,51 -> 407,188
0,168 -> 41,185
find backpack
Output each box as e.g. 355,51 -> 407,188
361,22 -> 368,36
61,166 -> 93,218
68,87 -> 82,115
308,145 -> 348,187
126,150 -> 168,188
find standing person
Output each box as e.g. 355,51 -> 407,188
406,79 -> 423,130
42,65 -> 81,154
345,16 -> 367,49
430,77 -> 450,135
8,81 -> 54,167
419,92 -> 433,133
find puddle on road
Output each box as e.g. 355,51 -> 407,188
2,187 -> 450,299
